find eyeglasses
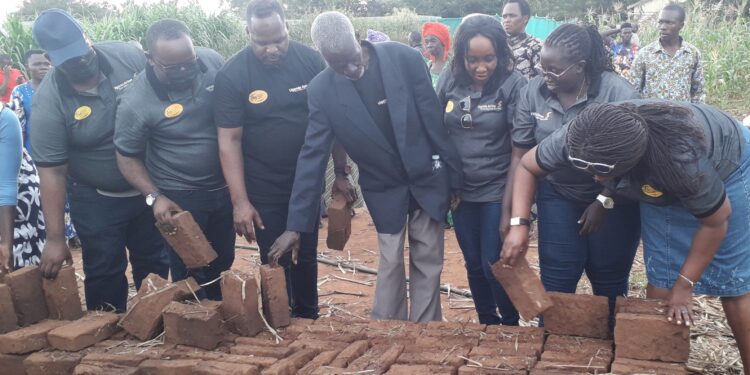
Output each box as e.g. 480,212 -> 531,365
152,57 -> 198,73
539,61 -> 580,80
568,155 -> 616,174
459,96 -> 473,129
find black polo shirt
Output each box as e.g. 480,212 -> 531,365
214,41 -> 326,204
536,99 -> 744,218
114,47 -> 226,191
30,41 -> 145,192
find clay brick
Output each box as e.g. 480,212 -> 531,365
457,366 -> 526,375
416,335 -> 479,348
0,284 -> 18,333
540,351 -> 612,369
235,336 -> 292,347
610,358 -> 689,374
469,344 -> 539,358
0,353 -> 27,375
194,361 -> 260,375
297,331 -> 367,343
326,191 -> 352,250
118,277 -> 200,341
0,319 -> 68,354
259,265 -> 290,328
544,335 -> 613,354
615,297 -> 665,316
398,345 -> 469,368
5,266 -> 48,326
81,352 -> 147,367
42,266 -> 84,320
289,339 -> 350,353
297,350 -> 341,375
533,361 -> 608,374
310,367 -> 356,375
164,346 -> 277,368
74,362 -> 139,375
139,359 -> 200,375
131,273 -> 170,305
24,350 -> 83,375
229,345 -> 294,358
385,364 -> 456,375
157,211 -> 218,268
347,344 -> 405,374
261,348 -> 317,375
614,313 -> 690,363
484,325 -> 545,336
329,340 -> 371,367
48,312 -> 120,351
491,258 -> 553,320
543,292 -> 611,339
467,355 -> 537,372
423,321 -> 485,338
163,301 -> 224,350
529,370 -> 588,375
220,271 -> 264,336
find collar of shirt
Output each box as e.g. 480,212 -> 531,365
145,58 -> 209,101
653,37 -> 692,57
57,45 -> 115,96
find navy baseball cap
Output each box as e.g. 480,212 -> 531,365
32,9 -> 89,66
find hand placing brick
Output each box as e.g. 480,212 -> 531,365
5,266 -> 48,326
156,211 -> 218,269
491,258 -> 553,320
614,313 -> 690,363
259,265 -> 290,328
543,292 -> 611,339
42,266 -> 84,320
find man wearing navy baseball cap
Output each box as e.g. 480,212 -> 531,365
30,9 -> 169,312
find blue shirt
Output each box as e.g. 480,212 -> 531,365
0,107 -> 22,206
10,82 -> 34,153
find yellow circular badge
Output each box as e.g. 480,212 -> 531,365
164,103 -> 184,119
642,184 -> 664,198
74,106 -> 92,121
445,101 -> 454,113
249,90 -> 269,104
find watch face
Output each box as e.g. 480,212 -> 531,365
146,195 -> 154,206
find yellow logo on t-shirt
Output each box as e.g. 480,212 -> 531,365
445,101 -> 454,113
74,106 -> 92,121
249,90 -> 269,104
164,104 -> 184,118
641,184 -> 664,198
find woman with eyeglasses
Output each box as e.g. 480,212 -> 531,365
435,15 -> 526,325
503,100 -> 750,373
510,24 -> 641,315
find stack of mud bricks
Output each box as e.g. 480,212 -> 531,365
611,297 -> 691,374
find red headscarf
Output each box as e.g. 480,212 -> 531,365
421,22 -> 450,63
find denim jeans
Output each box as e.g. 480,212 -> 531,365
254,201 -> 319,319
68,182 -> 170,312
453,201 -> 519,325
163,187 -> 235,301
537,180 -> 640,320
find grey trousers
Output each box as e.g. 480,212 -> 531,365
371,209 -> 444,322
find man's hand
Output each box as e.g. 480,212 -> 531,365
663,279 -> 695,327
450,191 -> 462,211
40,238 -> 73,279
153,195 -> 182,231
500,225 -> 529,266
578,201 -> 607,235
332,175 -> 357,203
234,201 -> 264,242
268,231 -> 301,266
0,242 -> 12,274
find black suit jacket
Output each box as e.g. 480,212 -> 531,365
286,41 -> 463,234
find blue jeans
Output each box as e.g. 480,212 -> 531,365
537,180 -> 640,313
163,187 -> 236,301
254,201 -> 319,319
68,182 -> 170,312
453,201 -> 519,325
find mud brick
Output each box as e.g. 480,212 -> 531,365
544,335 -> 613,354
48,312 -> 120,351
310,367 -> 359,375
81,352 -> 147,367
24,350 -> 83,375
469,344 -> 539,358
164,346 -> 277,368
347,344 -> 405,374
290,339 -> 350,353
529,370 -> 588,375
297,331 -> 367,343
261,348 -> 317,375
131,273 -> 170,305
0,353 -> 27,375
74,362 -> 139,375
235,336 -> 292,347
163,301 -> 223,350
297,350 -> 341,375
484,325 -> 545,336
544,292 -> 611,339
467,355 -> 537,372
329,339 -> 370,367
610,358 -> 690,374
417,335 -> 479,348
229,345 -> 294,358
300,323 -> 366,336
385,364 -> 456,375
0,284 -> 18,333
259,265 -> 290,328
219,271 -> 264,337
194,361 -> 260,375
0,319 -> 68,354
540,351 -> 612,369
458,366 -> 526,375
5,266 -> 48,326
614,313 -> 690,363
615,297 -> 665,316
423,322 -> 485,339
491,258 -> 553,320
398,345 -> 469,368
118,277 -> 200,341
42,266 -> 84,320
533,361 -> 608,374
326,191 -> 352,250
157,211 -> 218,268
139,359 -> 200,375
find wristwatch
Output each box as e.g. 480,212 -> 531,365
146,191 -> 163,207
509,217 -> 531,227
596,194 -> 615,209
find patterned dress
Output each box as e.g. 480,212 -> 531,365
13,149 -> 45,268
509,33 -> 542,80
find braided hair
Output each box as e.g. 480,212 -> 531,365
450,14 -> 514,90
567,103 -> 707,197
544,23 -> 613,82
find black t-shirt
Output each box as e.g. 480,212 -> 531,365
214,41 -> 326,204
352,46 -> 397,151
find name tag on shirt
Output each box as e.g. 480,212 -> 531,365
289,85 -> 307,93
478,101 -> 503,111
532,111 -> 552,121
378,99 -> 387,106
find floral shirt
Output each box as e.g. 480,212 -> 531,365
611,42 -> 639,78
628,39 -> 705,103
509,33 -> 542,80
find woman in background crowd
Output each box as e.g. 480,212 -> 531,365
422,21 -> 451,88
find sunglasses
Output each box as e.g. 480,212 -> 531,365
151,57 -> 198,73
539,61 -> 580,80
458,96 -> 473,129
568,155 -> 616,174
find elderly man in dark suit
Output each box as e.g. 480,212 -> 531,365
269,11 -> 463,322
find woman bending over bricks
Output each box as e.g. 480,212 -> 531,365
503,100 -> 750,374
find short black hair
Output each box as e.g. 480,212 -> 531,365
620,22 -> 633,29
663,3 -> 686,22
146,19 -> 191,52
23,49 -> 45,64
505,0 -> 531,17
246,0 -> 285,23
408,31 -> 421,43
451,14 -> 514,90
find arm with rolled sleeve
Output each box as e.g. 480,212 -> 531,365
690,50 -> 706,103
